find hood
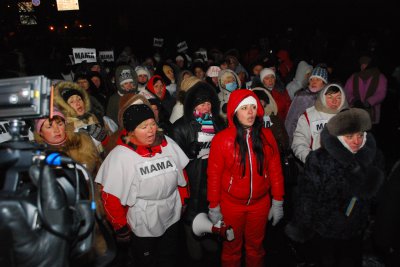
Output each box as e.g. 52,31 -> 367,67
154,61 -> 180,85
251,87 -> 278,116
218,69 -> 242,91
227,89 -> 264,128
183,81 -> 220,122
315,83 -> 348,114
294,61 -> 313,86
146,75 -> 167,100
54,81 -> 91,118
115,65 -> 138,92
118,94 -> 151,129
277,49 -> 291,62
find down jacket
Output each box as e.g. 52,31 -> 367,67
207,89 -> 284,207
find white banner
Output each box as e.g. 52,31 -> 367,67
72,48 -> 97,64
98,50 -> 114,62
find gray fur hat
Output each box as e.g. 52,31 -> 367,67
326,108 -> 371,136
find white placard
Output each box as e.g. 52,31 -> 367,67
99,50 -> 114,62
177,41 -> 188,53
153,37 -> 164,48
56,0 -> 79,11
195,50 -> 208,62
72,48 -> 97,64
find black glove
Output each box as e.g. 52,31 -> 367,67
115,224 -> 131,243
79,124 -> 107,142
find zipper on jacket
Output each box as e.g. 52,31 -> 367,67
228,176 -> 233,192
246,129 -> 253,205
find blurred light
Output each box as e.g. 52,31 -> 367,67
64,25 -> 68,29
88,24 -> 92,27
7,5 -> 11,8
79,24 -> 83,28
49,25 -> 55,31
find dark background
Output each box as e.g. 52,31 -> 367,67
1,0 -> 399,77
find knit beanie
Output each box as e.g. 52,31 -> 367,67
123,104 -> 155,132
180,76 -> 201,92
260,68 -> 276,82
326,108 -> 371,136
61,88 -> 83,102
206,66 -> 221,78
309,67 -> 328,83
234,96 -> 257,113
35,109 -> 65,132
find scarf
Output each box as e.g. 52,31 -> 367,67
117,129 -> 167,157
194,111 -> 214,134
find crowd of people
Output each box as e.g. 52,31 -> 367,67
1,35 -> 400,267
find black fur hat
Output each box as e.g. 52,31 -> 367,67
326,108 -> 371,136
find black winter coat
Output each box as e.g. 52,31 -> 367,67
285,127 -> 385,242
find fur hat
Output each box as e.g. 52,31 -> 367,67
309,67 -> 328,84
326,108 -> 371,136
123,104 -> 155,132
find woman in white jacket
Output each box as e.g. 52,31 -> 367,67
292,83 -> 348,163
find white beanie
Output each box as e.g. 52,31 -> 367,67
234,96 -> 257,113
260,68 -> 276,82
136,68 -> 148,77
206,66 -> 221,78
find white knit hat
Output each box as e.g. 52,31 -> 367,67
260,68 -> 276,82
234,96 -> 257,113
206,66 -> 221,78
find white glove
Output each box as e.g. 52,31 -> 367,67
268,199 -> 284,226
208,205 -> 223,225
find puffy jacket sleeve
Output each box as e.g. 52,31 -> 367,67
263,128 -> 284,200
292,113 -> 312,163
207,132 -> 225,208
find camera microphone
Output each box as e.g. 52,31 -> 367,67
45,152 -> 75,166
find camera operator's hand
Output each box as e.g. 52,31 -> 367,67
79,124 -> 107,142
115,224 -> 131,243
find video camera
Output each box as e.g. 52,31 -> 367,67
0,76 -> 97,267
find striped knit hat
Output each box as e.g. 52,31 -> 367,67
309,67 -> 328,84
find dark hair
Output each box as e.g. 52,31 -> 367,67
233,116 -> 269,176
325,85 -> 341,95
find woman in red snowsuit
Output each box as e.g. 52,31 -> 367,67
207,89 -> 285,267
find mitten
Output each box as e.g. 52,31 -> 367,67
268,199 -> 284,226
79,124 -> 107,142
208,204 -> 223,225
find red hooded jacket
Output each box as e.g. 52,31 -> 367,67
207,89 -> 284,208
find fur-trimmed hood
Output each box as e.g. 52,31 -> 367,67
183,81 -> 220,123
54,81 -> 92,119
251,87 -> 278,116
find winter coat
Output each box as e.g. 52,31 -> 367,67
344,68 -> 387,124
207,89 -> 284,207
285,127 -> 384,242
285,88 -> 320,146
170,82 -> 225,224
286,61 -> 313,100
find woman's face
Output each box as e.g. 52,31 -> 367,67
236,104 -> 257,128
67,95 -> 85,116
130,118 -> 158,146
91,76 -> 101,88
262,75 -> 275,89
325,91 -> 342,110
343,132 -> 364,153
195,101 -> 212,114
194,67 -> 205,80
309,77 -> 325,92
40,117 -> 66,144
153,80 -> 164,98
76,79 -> 90,90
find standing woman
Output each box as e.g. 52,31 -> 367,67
170,81 -> 225,262
285,108 -> 385,267
95,103 -> 189,267
207,89 -> 285,267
